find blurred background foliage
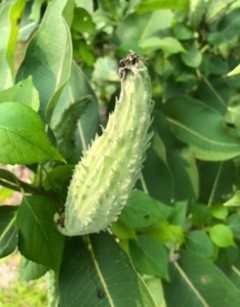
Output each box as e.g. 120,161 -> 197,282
1,0 -> 240,306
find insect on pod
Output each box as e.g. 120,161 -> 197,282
54,51 -> 154,236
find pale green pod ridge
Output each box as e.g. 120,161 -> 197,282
55,52 -> 154,236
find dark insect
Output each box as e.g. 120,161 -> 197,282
118,51 -> 140,80
96,288 -> 105,299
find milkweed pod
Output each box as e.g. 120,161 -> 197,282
54,52 -> 154,236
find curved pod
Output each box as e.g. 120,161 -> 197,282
55,52 -> 154,236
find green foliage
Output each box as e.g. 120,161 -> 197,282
59,234 -> 155,306
0,279 -> 47,307
17,196 -> 65,273
0,254 -> 47,307
1,0 -> 240,306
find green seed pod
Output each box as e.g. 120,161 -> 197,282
55,52 -> 154,236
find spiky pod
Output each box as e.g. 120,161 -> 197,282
55,52 -> 154,236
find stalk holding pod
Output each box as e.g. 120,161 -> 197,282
55,52 -> 154,236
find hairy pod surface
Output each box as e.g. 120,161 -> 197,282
55,52 -> 154,236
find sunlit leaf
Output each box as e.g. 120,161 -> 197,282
227,64 -> 240,76
209,224 -> 235,248
0,102 -> 64,164
0,76 -> 39,111
211,205 -> 228,221
0,0 -> 25,90
224,191 -> 240,207
16,0 -> 73,120
135,0 -> 188,13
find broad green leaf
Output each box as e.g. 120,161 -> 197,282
59,233 -> 156,306
111,220 -> 136,240
163,72 -> 198,101
140,37 -> 185,54
141,145 -> 173,204
6,0 -> 26,68
149,222 -> 184,244
164,251 -> 240,307
163,96 -> 240,161
119,190 -> 172,229
209,224 -> 235,248
17,195 -> 65,272
211,204 -> 228,221
19,257 -> 48,281
53,96 -> 91,159
72,7 -> 95,34
0,205 -> 18,258
181,46 -> 202,68
135,0 -> 188,13
0,102 -> 64,164
186,230 -> 214,257
16,0 -> 73,120
129,234 -> 169,280
151,110 -> 199,202
0,0 -> 26,90
62,0 -> 75,26
49,62 -> 99,162
116,10 -> 173,51
0,76 -> 39,111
